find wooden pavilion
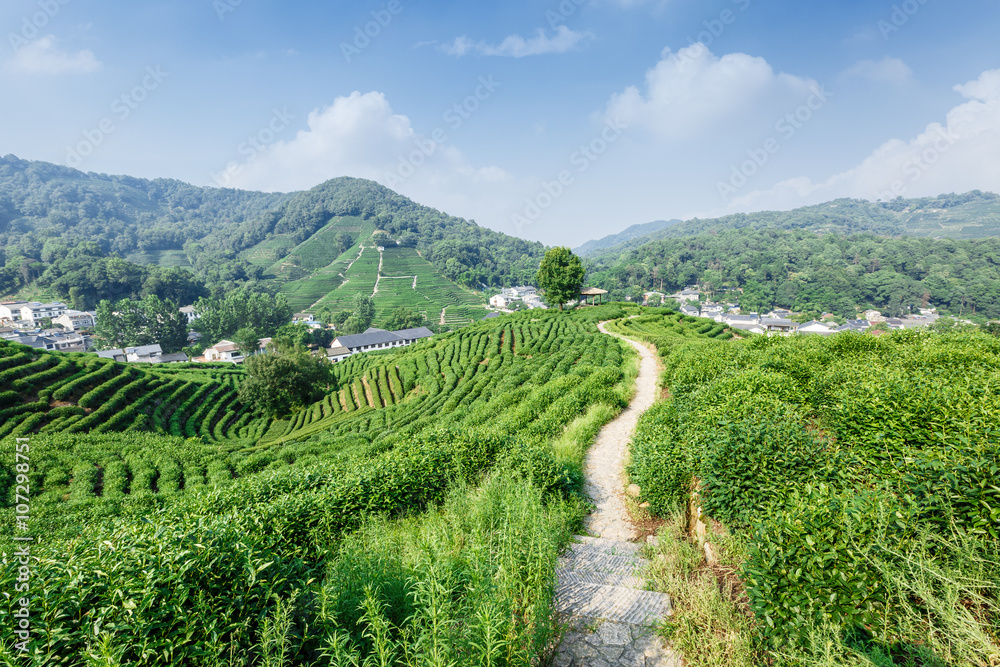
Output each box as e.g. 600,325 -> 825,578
580,287 -> 609,306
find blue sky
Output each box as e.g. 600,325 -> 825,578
2,0 -> 999,245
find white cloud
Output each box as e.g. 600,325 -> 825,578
5,36 -> 100,75
603,43 -> 819,141
841,57 -> 913,85
222,91 -> 520,229
442,26 -> 592,58
725,68 -> 1000,211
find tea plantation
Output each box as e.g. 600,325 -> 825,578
0,305 -> 647,665
259,215 -> 488,325
629,315 -> 1000,665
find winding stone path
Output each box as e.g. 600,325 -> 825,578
553,323 -> 681,667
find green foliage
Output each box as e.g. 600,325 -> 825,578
93,294 -> 189,352
588,225 -> 1000,319
239,348 -> 333,417
702,417 -> 835,528
742,485 -> 909,646
630,328 -> 1000,661
383,306 -> 425,331
193,289 -> 293,343
537,246 -> 585,310
0,309 -> 640,665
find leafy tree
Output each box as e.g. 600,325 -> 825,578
339,314 -> 368,336
193,290 -> 292,343
233,327 -> 261,357
384,307 -> 425,331
537,247 -> 585,311
238,348 -> 334,417
93,295 -> 188,352
352,294 -> 376,329
272,323 -> 313,351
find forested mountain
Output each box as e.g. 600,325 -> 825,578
0,155 -> 544,313
191,176 -> 545,289
586,191 -> 1000,258
587,227 -> 1000,319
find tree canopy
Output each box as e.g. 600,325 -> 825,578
237,347 -> 334,417
193,290 -> 293,344
93,295 -> 188,352
537,247 -> 585,311
587,227 -> 1000,320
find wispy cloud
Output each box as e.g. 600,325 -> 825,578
441,26 -> 592,58
841,57 -> 913,85
723,68 -> 1000,211
6,36 -> 100,75
603,44 -> 819,141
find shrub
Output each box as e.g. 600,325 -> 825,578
701,415 -> 836,528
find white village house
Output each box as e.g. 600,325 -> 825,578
54,310 -> 96,331
20,302 -> 68,324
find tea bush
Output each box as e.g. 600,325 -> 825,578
630,328 -> 1000,660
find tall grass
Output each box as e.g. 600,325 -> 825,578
306,474 -> 580,666
645,509 -> 1000,667
645,509 -> 759,667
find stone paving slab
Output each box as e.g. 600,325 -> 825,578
555,579 -> 673,626
552,618 -> 683,667
558,541 -> 645,588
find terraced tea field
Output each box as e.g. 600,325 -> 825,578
280,242 -> 486,324
0,344 -> 254,442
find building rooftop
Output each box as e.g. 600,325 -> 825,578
393,326 -> 434,340
335,329 -> 403,349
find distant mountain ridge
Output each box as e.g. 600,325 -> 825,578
583,191 -> 1000,258
574,219 -> 680,257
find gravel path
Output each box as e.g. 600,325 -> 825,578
552,323 -> 679,666
584,322 -> 661,541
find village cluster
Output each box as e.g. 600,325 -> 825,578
1,286 -> 949,368
0,300 -> 433,366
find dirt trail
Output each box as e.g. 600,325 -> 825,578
584,322 -> 661,540
552,323 -> 679,666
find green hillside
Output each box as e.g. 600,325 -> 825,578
0,156 -> 543,317
251,215 -> 488,326
588,226 -> 1000,320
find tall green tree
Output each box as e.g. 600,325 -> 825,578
233,327 -> 261,357
93,295 -> 188,352
537,247 -> 585,311
384,307 -> 425,331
